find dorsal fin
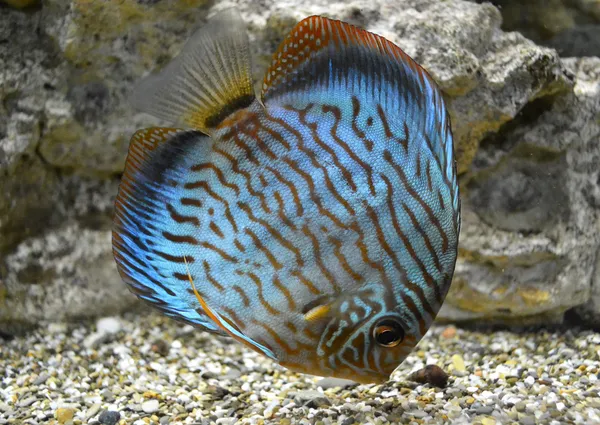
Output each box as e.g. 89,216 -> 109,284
261,15 -> 431,101
131,8 -> 255,134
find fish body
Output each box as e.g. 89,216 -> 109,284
113,10 -> 460,383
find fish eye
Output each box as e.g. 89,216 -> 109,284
373,319 -> 405,347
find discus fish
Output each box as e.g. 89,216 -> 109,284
112,9 -> 460,384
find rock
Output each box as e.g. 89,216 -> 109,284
254,1 -> 570,172
492,0 -> 580,41
576,244 -> 600,326
488,1 -> 600,56
439,57 -> 600,325
98,410 -> 121,425
0,222 -> 137,335
547,25 -> 600,57
36,0 -> 213,175
468,146 -> 569,233
0,156 -> 61,254
0,0 -> 39,9
0,0 -> 596,331
207,385 -> 230,400
222,368 -> 242,380
410,410 -> 431,419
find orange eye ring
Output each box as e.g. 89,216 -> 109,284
373,319 -> 405,347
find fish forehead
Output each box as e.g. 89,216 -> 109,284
171,97 -> 458,362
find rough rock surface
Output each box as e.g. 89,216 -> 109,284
0,0 -> 597,332
243,0 -> 571,173
487,0 -> 600,57
1,221 -> 133,335
439,57 -> 600,324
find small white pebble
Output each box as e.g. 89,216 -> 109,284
142,399 -> 159,413
96,317 -> 122,334
479,391 -> 495,400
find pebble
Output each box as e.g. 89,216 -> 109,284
17,396 -> 37,407
406,410 -> 428,419
452,354 -> 466,374
142,399 -> 159,413
98,411 -> 121,425
2,314 -> 600,425
83,332 -> 109,349
33,373 -> 49,385
316,377 -> 356,389
474,405 -> 495,415
520,415 -> 536,425
408,364 -> 449,388
85,404 -> 101,420
440,326 -> 457,339
100,389 -> 114,402
151,339 -> 170,356
292,390 -> 332,408
56,407 -> 75,424
47,323 -> 67,334
96,317 -> 122,334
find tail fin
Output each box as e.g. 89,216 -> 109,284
131,8 -> 255,134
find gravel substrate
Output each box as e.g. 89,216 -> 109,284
1,312 -> 600,425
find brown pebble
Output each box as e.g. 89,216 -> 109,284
440,326 -> 457,339
151,339 -> 170,356
408,365 -> 450,388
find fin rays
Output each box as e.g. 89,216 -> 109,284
112,127 -> 225,334
131,8 -> 255,134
